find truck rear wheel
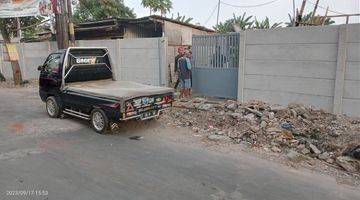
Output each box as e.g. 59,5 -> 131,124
90,109 -> 109,134
46,96 -> 61,118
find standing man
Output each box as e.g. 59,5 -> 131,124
178,50 -> 192,98
174,46 -> 185,89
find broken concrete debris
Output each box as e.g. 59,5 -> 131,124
309,143 -> 321,155
336,156 -> 360,173
165,98 -> 360,174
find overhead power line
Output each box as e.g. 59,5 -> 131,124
307,0 -> 346,15
220,0 -> 279,8
204,3 -> 219,25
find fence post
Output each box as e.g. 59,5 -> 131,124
333,25 -> 348,114
113,39 -> 122,81
237,31 -> 246,102
158,37 -> 167,86
20,43 -> 26,79
0,44 -> 3,75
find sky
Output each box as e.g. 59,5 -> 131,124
124,0 -> 360,29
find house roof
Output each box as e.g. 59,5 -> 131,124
75,15 -> 215,33
144,15 -> 215,32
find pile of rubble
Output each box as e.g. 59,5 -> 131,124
164,98 -> 360,174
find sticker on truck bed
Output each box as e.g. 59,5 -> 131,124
76,57 -> 96,64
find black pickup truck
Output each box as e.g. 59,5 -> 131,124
38,47 -> 174,133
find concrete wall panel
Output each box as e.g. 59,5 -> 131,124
244,89 -> 333,111
118,38 -> 167,86
345,62 -> 360,81
346,42 -> 360,62
240,24 -> 360,116
119,49 -> 159,58
246,44 -> 338,61
244,75 -> 334,97
342,99 -> 360,117
246,26 -> 338,45
119,38 -> 158,49
1,38 -> 167,86
245,60 -> 336,79
343,80 -> 360,99
347,24 -> 360,43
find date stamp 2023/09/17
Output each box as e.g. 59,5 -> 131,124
5,190 -> 48,197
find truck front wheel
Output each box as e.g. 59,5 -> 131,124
90,109 -> 109,134
46,96 -> 61,118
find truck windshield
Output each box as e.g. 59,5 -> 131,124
64,48 -> 112,83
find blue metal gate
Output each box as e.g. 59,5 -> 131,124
192,33 -> 240,99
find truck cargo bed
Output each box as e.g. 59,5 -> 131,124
64,79 -> 174,101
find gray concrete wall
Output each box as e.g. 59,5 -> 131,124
0,42 -> 56,80
238,24 -> 360,117
342,24 -> 360,116
0,37 -> 167,86
116,38 -> 167,86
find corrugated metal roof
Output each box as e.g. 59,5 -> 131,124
75,15 -> 215,33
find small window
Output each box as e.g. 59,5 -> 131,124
44,53 -> 61,72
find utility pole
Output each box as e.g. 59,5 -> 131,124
216,0 -> 221,26
296,0 -> 307,26
55,0 -> 69,49
16,17 -> 21,38
0,27 -> 23,85
322,6 -> 329,25
311,0 -> 320,18
292,0 -> 296,26
67,0 -> 75,46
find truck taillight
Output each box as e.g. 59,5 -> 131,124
164,95 -> 172,103
125,102 -> 134,112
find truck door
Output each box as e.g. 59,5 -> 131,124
39,53 -> 62,96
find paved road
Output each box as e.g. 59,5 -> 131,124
0,88 -> 359,200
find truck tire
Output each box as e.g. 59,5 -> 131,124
46,96 -> 61,118
90,108 -> 109,134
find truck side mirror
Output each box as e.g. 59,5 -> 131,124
37,65 -> 43,71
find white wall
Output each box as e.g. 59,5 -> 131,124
0,42 -> 56,80
238,24 -> 360,117
342,24 -> 360,116
0,37 -> 168,86
116,38 -> 167,86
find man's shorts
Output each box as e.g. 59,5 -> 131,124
179,79 -> 191,89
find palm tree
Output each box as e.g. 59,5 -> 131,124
141,0 -> 172,16
214,13 -> 253,33
170,13 -> 193,24
253,17 -> 282,29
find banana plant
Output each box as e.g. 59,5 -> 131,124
170,13 -> 193,24
214,13 -> 253,33
253,17 -> 282,29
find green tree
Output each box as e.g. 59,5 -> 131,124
214,13 -> 253,33
0,17 -> 41,84
170,13 -> 193,24
286,12 -> 335,27
0,16 -> 45,40
253,17 -> 282,29
141,0 -> 172,16
73,0 -> 136,22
